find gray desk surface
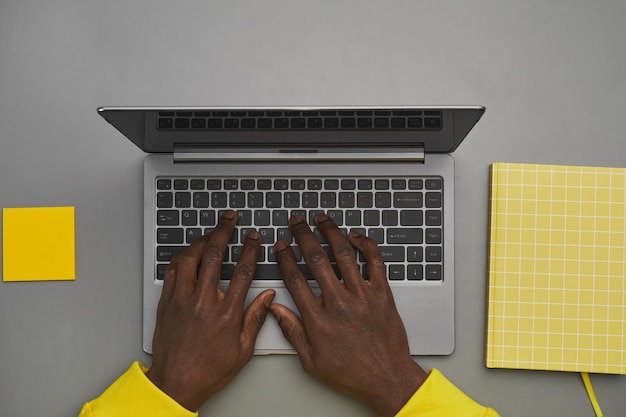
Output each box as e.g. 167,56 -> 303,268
1,1 -> 625,416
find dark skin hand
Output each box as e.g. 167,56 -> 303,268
271,213 -> 428,417
146,210 -> 275,411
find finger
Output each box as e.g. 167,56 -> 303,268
224,230 -> 262,310
315,213 -> 363,289
169,234 -> 212,299
195,210 -> 238,299
289,215 -> 340,295
348,230 -> 389,289
270,304 -> 313,368
240,289 -> 276,356
274,240 -> 319,315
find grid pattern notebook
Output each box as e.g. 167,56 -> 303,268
486,162 -> 626,374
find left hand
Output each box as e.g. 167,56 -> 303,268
146,210 -> 275,411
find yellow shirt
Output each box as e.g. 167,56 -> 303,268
79,362 -> 499,417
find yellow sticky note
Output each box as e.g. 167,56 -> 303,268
3,206 -> 76,281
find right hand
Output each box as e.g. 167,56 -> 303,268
270,213 -> 428,417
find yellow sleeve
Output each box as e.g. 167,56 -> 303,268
395,369 -> 500,417
78,361 -> 198,417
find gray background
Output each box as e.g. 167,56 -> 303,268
1,1 -> 625,416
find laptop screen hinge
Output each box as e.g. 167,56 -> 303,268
173,145 -> 425,163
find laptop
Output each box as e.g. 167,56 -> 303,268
98,105 -> 485,355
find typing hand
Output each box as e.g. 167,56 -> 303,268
146,210 -> 275,411
271,213 -> 428,417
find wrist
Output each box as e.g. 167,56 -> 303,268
364,360 -> 428,417
146,366 -> 202,412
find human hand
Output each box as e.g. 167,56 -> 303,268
146,210 -> 275,411
270,213 -> 428,417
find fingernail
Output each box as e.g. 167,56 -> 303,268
315,212 -> 329,223
349,230 -> 362,237
274,240 -> 289,251
289,214 -> 305,226
247,230 -> 261,241
221,210 -> 236,220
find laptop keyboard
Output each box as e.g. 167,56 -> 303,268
154,176 -> 443,283
157,109 -> 443,131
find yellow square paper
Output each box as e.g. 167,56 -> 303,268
3,207 -> 76,281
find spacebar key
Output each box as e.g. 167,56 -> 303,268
254,264 -> 314,280
253,264 -> 283,280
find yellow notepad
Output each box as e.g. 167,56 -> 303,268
486,163 -> 626,374
2,206 -> 76,282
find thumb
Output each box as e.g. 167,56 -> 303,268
270,304 -> 313,365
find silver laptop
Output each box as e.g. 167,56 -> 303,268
98,105 -> 484,355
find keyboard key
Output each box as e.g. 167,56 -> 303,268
199,210 -> 216,226
363,210 -> 380,226
391,179 -> 406,189
157,192 -> 173,208
308,179 -> 322,190
425,265 -> 442,280
425,246 -> 442,262
388,265 -> 405,280
237,210 -> 253,226
357,192 -> 373,208
175,192 -> 191,208
425,118 -> 441,129
302,192 -> 318,208
211,192 -> 227,208
425,178 -> 442,189
266,192 -> 282,208
408,265 -> 423,280
407,246 -> 423,262
382,210 -> 398,226
368,228 -> 384,244
182,210 -> 197,226
224,179 -> 238,190
241,179 -> 255,190
157,246 -> 185,262
339,192 -> 355,208
254,210 -> 271,226
174,179 -> 188,190
247,192 -> 263,208
157,179 -> 172,190
193,192 -> 209,208
157,228 -> 184,244
186,228 -> 203,243
375,192 -> 392,208
425,228 -> 442,244
324,179 -> 339,190
345,210 -> 361,226
190,179 -> 205,190
320,192 -> 336,208
400,210 -> 423,226
374,179 -> 389,190
274,179 -> 289,190
207,179 -> 221,190
272,210 -> 289,226
379,246 -> 405,262
327,210 -> 343,226
387,228 -> 422,244
291,179 -> 306,190
257,179 -> 272,190
241,118 -> 256,128
157,210 -> 179,225
394,192 -> 422,208
358,179 -> 372,190
284,192 -> 300,208
425,192 -> 442,208
425,210 -> 442,226
341,179 -> 356,190
408,179 -> 423,190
